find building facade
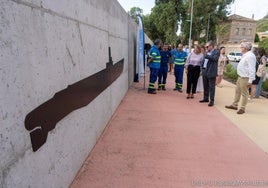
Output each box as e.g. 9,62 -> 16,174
257,31 -> 268,41
218,14 -> 257,45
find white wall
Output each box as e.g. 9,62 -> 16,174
0,0 -> 137,187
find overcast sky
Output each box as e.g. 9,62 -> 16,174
117,0 -> 268,20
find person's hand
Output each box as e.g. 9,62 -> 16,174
147,59 -> 152,66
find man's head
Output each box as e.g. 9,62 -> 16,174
163,43 -> 169,51
205,41 -> 214,52
154,39 -> 161,48
177,44 -> 183,51
240,41 -> 252,53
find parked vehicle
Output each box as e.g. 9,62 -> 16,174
227,52 -> 242,62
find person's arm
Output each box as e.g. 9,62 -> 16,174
185,53 -> 191,68
205,50 -> 220,63
261,56 -> 267,66
184,55 -> 191,74
248,55 -> 257,84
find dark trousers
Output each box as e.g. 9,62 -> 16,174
148,67 -> 159,92
186,65 -> 200,94
158,66 -> 168,85
202,73 -> 216,102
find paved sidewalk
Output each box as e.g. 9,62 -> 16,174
70,73 -> 268,188
214,79 -> 268,154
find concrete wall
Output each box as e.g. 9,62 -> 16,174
0,0 -> 137,187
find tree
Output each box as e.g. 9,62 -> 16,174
180,0 -> 234,44
128,7 -> 144,23
144,0 -> 186,44
255,33 -> 260,43
257,14 -> 268,32
215,22 -> 231,44
143,0 -> 234,45
143,14 -> 160,40
258,38 -> 268,53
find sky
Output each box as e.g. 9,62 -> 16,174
117,0 -> 268,20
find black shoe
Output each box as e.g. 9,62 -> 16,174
178,88 -> 183,93
162,87 -> 166,91
158,87 -> 161,90
148,90 -> 157,94
208,102 -> 214,107
173,88 -> 178,91
199,99 -> 209,103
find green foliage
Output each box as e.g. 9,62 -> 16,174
181,0 -> 234,43
256,14 -> 268,32
255,33 -> 260,43
216,23 -> 231,44
224,64 -> 268,93
143,0 -> 186,44
143,14 -> 160,40
258,38 -> 268,53
262,79 -> 268,92
224,64 -> 238,82
128,7 -> 143,23
142,0 -> 234,44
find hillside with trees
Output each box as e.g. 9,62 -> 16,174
257,14 -> 268,32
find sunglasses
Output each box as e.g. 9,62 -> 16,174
205,46 -> 209,48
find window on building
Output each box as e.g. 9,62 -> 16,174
242,28 -> 246,36
235,28 -> 239,35
248,29 -> 252,35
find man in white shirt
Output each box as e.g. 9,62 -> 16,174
225,41 -> 256,114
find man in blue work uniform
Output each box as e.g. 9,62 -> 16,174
173,44 -> 188,92
147,39 -> 161,94
158,42 -> 171,90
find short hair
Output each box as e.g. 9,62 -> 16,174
240,41 -> 252,51
154,39 -> 161,45
207,40 -> 214,47
219,46 -> 225,51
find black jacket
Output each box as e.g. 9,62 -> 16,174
202,49 -> 220,78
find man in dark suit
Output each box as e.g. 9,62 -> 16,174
199,41 -> 220,106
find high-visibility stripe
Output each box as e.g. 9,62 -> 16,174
174,58 -> 185,65
149,83 -> 155,89
175,83 -> 182,89
149,55 -> 161,64
175,58 -> 185,61
174,62 -> 185,65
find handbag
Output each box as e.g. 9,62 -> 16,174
256,64 -> 266,77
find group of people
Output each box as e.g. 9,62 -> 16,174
147,39 -> 267,115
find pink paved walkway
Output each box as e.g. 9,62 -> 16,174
70,73 -> 268,188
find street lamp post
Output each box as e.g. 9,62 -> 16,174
188,0 -> 194,51
206,14 -> 210,42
